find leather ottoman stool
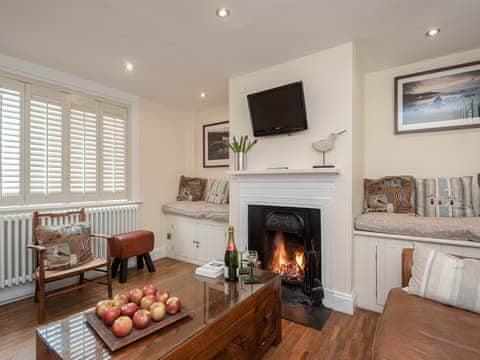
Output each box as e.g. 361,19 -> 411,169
111,230 -> 156,283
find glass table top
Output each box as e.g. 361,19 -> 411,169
37,270 -> 276,359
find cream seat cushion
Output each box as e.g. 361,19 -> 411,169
162,201 -> 229,223
355,213 -> 480,241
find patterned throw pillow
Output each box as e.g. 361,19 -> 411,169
416,176 -> 474,217
205,179 -> 229,205
408,245 -> 480,314
35,222 -> 93,270
363,176 -> 415,214
176,176 -> 206,201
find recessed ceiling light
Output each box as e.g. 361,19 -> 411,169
125,61 -> 134,71
216,8 -> 230,18
200,92 -> 206,99
425,28 -> 440,37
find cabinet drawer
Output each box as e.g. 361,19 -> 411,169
256,292 -> 277,351
196,308 -> 256,359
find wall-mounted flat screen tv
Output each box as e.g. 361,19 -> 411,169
247,81 -> 308,137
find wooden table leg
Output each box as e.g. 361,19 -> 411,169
136,255 -> 144,269
144,253 -> 156,273
119,259 -> 128,283
111,257 -> 120,278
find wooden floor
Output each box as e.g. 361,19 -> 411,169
0,258 -> 379,360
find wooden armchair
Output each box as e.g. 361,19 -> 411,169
27,208 -> 112,323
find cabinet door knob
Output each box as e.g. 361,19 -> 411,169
264,313 -> 272,324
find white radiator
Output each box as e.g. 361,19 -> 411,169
0,203 -> 139,289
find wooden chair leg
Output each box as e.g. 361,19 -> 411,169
136,255 -> 144,269
34,280 -> 39,303
107,261 -> 112,299
38,281 -> 45,323
111,257 -> 120,278
79,273 -> 84,285
144,253 -> 155,273
119,259 -> 128,283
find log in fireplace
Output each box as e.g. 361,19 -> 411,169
248,205 -> 330,329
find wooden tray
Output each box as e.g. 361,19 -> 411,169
85,307 -> 192,352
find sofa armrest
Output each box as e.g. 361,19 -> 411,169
402,248 -> 413,287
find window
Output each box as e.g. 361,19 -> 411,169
27,86 -> 64,201
0,77 -> 23,205
102,104 -> 127,199
69,97 -> 98,200
0,74 -> 129,207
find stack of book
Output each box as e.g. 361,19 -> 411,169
195,260 -> 224,278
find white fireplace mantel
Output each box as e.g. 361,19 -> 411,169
227,167 -> 339,177
229,168 -> 353,314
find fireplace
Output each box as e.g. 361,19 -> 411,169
248,205 -> 330,329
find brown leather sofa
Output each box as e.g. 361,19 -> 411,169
372,248 -> 480,359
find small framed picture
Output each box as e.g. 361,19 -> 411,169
203,121 -> 229,168
394,61 -> 480,134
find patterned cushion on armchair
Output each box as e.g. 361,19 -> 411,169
35,222 -> 93,270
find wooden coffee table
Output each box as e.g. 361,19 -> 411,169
36,269 -> 281,359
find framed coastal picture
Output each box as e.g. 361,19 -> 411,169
394,61 -> 480,134
203,121 -> 229,168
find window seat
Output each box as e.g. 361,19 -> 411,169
355,213 -> 480,242
162,201 -> 229,223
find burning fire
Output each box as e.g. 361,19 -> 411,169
271,232 -> 305,280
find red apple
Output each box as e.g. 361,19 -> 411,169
96,300 -> 113,319
132,309 -> 151,329
149,302 -> 166,321
155,289 -> 170,304
102,306 -> 121,326
112,316 -> 133,337
129,288 -> 144,305
165,297 -> 181,315
112,293 -> 129,308
143,284 -> 156,297
140,295 -> 156,310
120,302 -> 138,318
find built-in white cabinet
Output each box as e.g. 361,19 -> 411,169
166,215 -> 227,265
354,231 -> 480,312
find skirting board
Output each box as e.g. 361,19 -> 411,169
323,288 -> 355,315
0,246 -> 167,306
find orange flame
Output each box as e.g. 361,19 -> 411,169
295,251 -> 305,270
270,232 -> 305,279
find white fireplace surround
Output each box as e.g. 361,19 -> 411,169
228,168 -> 353,314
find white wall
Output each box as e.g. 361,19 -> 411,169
139,98 -> 191,249
364,47 -> 480,179
352,44 -> 365,219
187,105 -> 229,180
229,43 -> 358,300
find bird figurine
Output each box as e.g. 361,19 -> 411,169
312,130 -> 346,168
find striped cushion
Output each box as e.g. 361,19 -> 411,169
408,245 -> 480,314
416,176 -> 475,217
204,179 -> 229,204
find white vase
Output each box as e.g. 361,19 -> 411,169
233,152 -> 247,171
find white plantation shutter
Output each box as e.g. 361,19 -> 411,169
0,77 -> 23,205
0,73 -> 131,208
27,86 -> 64,202
102,105 -> 127,199
69,97 -> 98,200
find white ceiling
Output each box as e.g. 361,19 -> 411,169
0,0 -> 479,110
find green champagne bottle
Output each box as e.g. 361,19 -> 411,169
224,226 -> 239,281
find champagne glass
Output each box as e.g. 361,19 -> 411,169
246,250 -> 258,283
239,247 -> 249,275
